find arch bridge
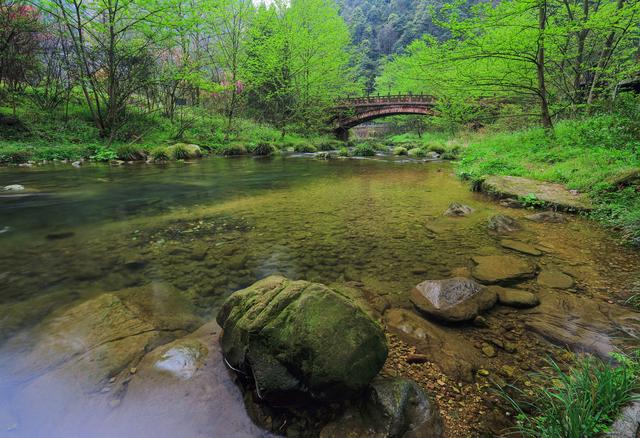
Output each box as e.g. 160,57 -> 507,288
331,94 -> 437,140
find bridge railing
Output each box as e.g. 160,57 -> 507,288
335,93 -> 436,106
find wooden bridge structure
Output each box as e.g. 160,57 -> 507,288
331,94 -> 437,140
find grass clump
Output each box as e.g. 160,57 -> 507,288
408,147 -> 427,157
294,142 -> 317,153
338,146 -> 350,157
151,147 -> 170,162
316,139 -> 343,151
251,141 -> 276,156
115,144 -> 146,161
219,143 -> 247,156
502,351 -> 640,438
393,146 -> 408,156
353,142 -> 378,157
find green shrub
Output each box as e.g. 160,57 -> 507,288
252,141 -> 276,156
501,351 -> 640,438
0,146 -> 33,163
393,146 -> 408,156
171,143 -> 190,159
91,146 -> 117,162
294,142 -> 317,153
427,142 -> 446,154
338,146 -> 350,157
408,147 -> 427,157
220,143 -> 247,156
151,148 -> 170,161
317,139 -> 343,151
353,142 -> 377,157
115,144 -> 146,161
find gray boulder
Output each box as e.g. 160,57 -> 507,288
410,277 -> 497,322
443,203 -> 474,217
216,276 -> 388,404
487,214 -> 522,233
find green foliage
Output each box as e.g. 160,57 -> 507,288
393,146 -> 408,156
316,139 -> 343,151
115,144 -> 146,161
353,142 -> 377,157
338,146 -> 350,157
294,143 -> 317,153
0,145 -> 33,164
519,193 -> 546,209
407,147 -> 426,157
219,143 -> 248,156
251,142 -> 276,156
501,352 -> 640,438
170,144 -> 190,160
151,148 -> 170,162
91,146 -> 118,162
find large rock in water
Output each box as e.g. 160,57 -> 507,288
320,377 -> 444,438
216,276 -> 388,404
410,277 -> 497,322
471,255 -> 537,285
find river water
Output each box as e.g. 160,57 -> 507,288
1,155 -> 639,437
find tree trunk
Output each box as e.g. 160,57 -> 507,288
537,0 -> 553,129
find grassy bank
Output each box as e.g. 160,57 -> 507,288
456,114 -> 640,246
0,96 -> 338,164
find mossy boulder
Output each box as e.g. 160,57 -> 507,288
216,276 -> 388,405
393,146 -> 408,156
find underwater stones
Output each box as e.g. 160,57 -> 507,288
3,184 -> 25,191
443,202 -> 474,217
410,277 -> 497,322
491,286 -> 540,308
216,276 -> 388,404
189,242 -> 209,261
525,211 -> 568,223
45,231 -> 75,240
499,239 -> 542,256
537,269 -> 574,289
320,377 -> 444,438
153,340 -> 206,380
487,214 -> 522,234
471,255 -> 537,285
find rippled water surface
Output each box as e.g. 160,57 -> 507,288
1,155 -> 639,437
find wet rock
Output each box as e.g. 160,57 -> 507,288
45,231 -> 75,240
471,255 -> 537,285
71,161 -> 81,168
1,282 -> 203,390
3,184 -> 25,191
481,175 -> 593,212
499,198 -> 522,208
190,242 -> 209,261
499,239 -> 542,256
123,256 -> 147,270
443,202 -> 474,217
537,269 -> 574,289
320,377 -> 444,438
384,309 -> 485,382
481,344 -> 496,358
410,277 -> 497,322
523,290 -> 640,358
491,286 -> 540,308
216,276 -> 388,404
525,211 -> 568,223
154,340 -> 206,380
487,214 -> 522,234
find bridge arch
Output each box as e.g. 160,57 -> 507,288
331,94 -> 437,140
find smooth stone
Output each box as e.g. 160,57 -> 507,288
153,341 -> 206,380
471,255 -> 537,285
443,202 -> 474,217
487,214 -> 522,233
410,277 -> 497,322
525,211 -> 568,223
320,377 -> 444,438
384,309 -> 485,382
608,400 -> 640,438
537,270 -> 574,289
500,239 -> 542,256
3,184 -> 25,191
490,286 -> 540,308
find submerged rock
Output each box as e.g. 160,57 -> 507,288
500,239 -> 542,256
320,377 -> 444,438
410,277 -> 497,322
491,286 -> 540,308
537,269 -> 574,289
487,214 -> 522,234
443,202 -> 474,217
216,275 -> 388,404
525,211 -> 568,223
471,255 -> 537,285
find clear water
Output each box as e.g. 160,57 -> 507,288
1,155 -> 639,437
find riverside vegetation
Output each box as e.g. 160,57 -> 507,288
2,0 -> 640,436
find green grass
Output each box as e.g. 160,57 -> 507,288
500,351 -> 640,438
456,114 -> 640,246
